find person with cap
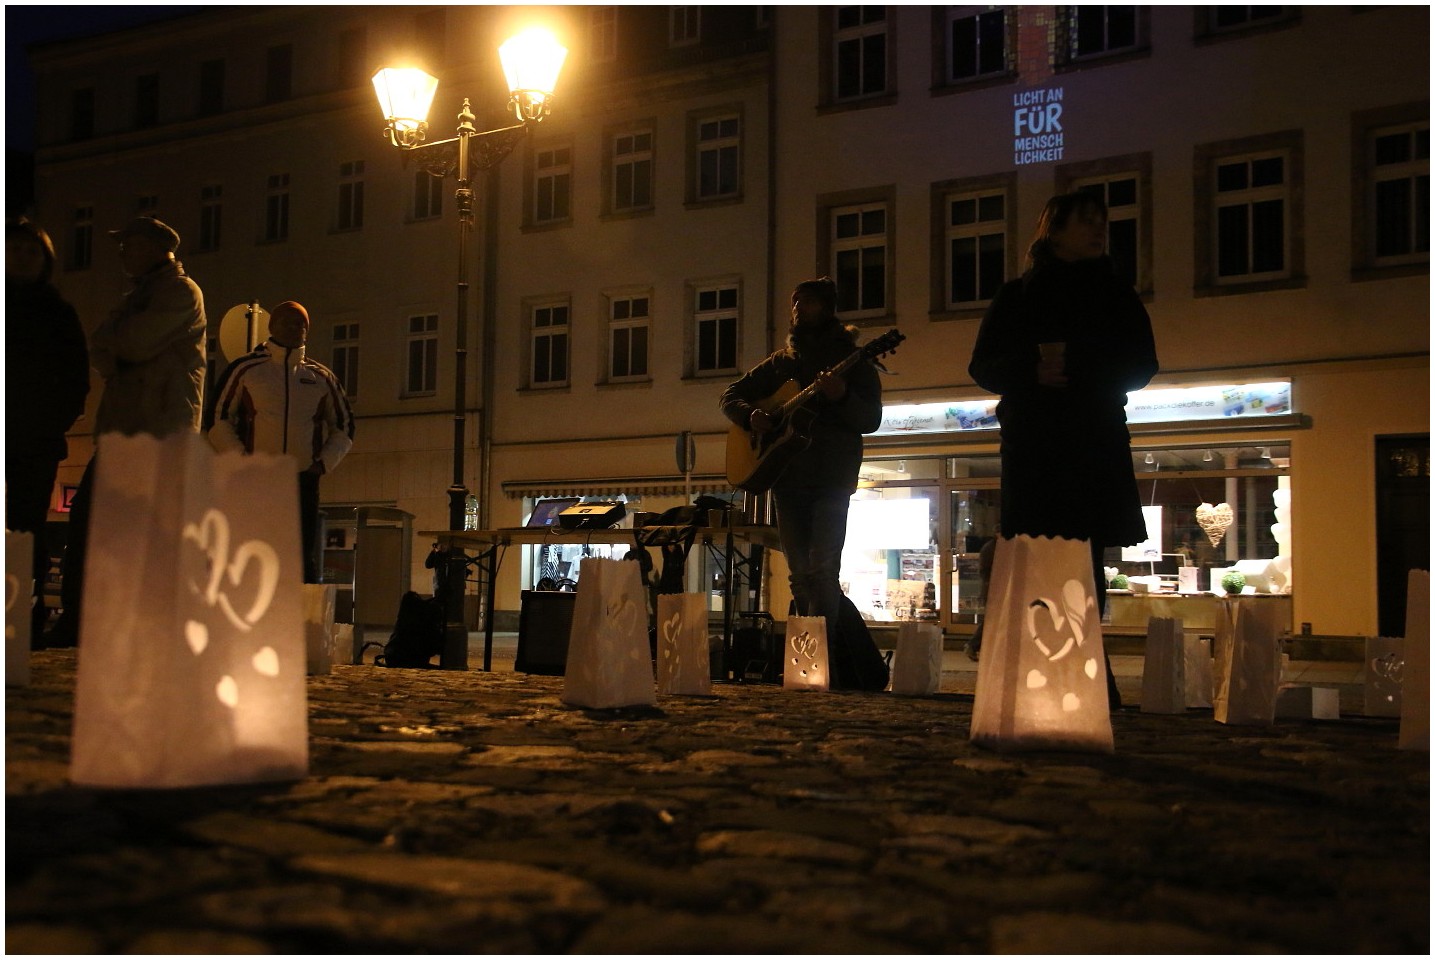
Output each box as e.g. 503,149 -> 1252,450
719,277 -> 885,684
208,300 -> 355,583
45,215 -> 207,647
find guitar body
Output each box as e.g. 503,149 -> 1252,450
725,381 -> 813,493
724,328 -> 906,495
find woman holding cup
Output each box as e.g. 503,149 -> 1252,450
967,191 -> 1158,706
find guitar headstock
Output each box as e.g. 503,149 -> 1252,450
862,329 -> 905,361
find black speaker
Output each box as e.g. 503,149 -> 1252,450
557,501 -> 626,529
515,590 -> 576,675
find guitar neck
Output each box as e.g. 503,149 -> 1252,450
777,349 -> 866,418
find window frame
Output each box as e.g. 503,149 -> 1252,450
1193,130 -> 1305,297
1058,152 -> 1154,296
525,139 -> 574,229
670,6 -> 701,47
603,122 -> 656,218
411,170 -> 443,221
265,43 -> 293,103
1056,5 -> 1151,68
819,186 -> 897,324
526,298 -> 572,390
1352,103 -> 1429,281
824,5 -> 893,108
604,291 -> 653,384
590,6 -> 618,64
403,313 -> 439,397
687,106 -> 743,206
134,72 -> 160,128
68,205 -> 94,272
688,279 -> 741,378
1194,5 -> 1299,42
71,87 -> 95,141
198,184 -> 223,253
932,174 -> 1016,317
331,322 -> 361,400
198,59 -> 225,116
336,159 -> 366,232
265,172 -> 290,242
938,6 -> 1015,89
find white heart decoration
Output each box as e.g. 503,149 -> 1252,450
1026,669 -> 1047,689
1195,502 -> 1234,548
252,646 -> 280,677
185,619 -> 209,655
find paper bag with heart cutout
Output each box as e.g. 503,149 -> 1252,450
970,535 -> 1113,753
783,615 -> 830,691
1140,616 -> 1186,714
1364,636 -> 1403,718
1399,569 -> 1429,751
563,557 -> 656,709
7,530 -> 34,688
70,432 -> 308,787
892,621 -> 942,695
655,592 -> 710,696
303,583 -> 337,676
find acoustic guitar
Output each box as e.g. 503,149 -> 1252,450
725,328 -> 904,493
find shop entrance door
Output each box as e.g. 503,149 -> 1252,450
1375,435 -> 1429,637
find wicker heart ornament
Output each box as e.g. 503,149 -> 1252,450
1196,502 -> 1234,548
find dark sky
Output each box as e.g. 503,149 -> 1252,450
7,5 -> 206,153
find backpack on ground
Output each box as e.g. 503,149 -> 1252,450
364,591 -> 445,668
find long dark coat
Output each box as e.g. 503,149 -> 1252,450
968,257 -> 1158,547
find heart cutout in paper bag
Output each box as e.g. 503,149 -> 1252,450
1195,502 -> 1234,548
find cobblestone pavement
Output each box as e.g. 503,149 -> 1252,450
6,647 -> 1428,954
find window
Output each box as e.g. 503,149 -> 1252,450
199,185 -> 222,252
332,323 -> 360,399
946,6 -> 1010,83
69,206 -> 93,271
830,200 -> 890,318
265,173 -> 290,242
265,44 -> 293,103
135,73 -> 159,128
608,127 -> 654,214
1370,123 -> 1429,265
1062,156 -> 1152,292
532,144 -> 572,225
198,59 -> 224,116
693,284 -> 739,375
1215,153 -> 1287,280
412,171 -> 442,220
670,6 -> 700,46
590,7 -> 618,63
1063,6 -> 1141,60
1197,6 -> 1297,38
405,314 -> 439,396
833,6 -> 889,102
136,194 -> 159,214
944,189 -> 1008,310
337,160 -> 365,231
530,301 -> 570,387
338,27 -> 367,87
608,294 -> 651,381
1194,131 -> 1304,294
692,112 -> 740,202
71,88 -> 94,140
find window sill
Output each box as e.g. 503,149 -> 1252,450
931,72 -> 1016,98
598,378 -> 653,389
817,92 -> 898,116
1351,261 -> 1429,284
1056,46 -> 1152,72
684,194 -> 744,211
929,306 -> 988,323
519,383 -> 571,394
256,236 -> 289,246
521,219 -> 573,234
600,207 -> 656,222
400,391 -> 438,400
1193,275 -> 1307,298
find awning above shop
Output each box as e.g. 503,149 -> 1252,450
502,474 -> 733,499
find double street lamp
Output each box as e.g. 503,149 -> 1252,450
373,27 -> 567,668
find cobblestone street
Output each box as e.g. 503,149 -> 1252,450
5,646 -> 1429,954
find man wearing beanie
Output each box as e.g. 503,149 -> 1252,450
208,300 -> 355,582
720,277 -> 886,688
46,215 -> 206,647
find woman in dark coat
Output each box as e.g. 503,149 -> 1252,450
968,192 -> 1158,704
6,219 -> 90,641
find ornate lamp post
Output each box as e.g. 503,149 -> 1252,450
373,27 -> 567,669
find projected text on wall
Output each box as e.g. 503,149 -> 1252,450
1014,87 -> 1064,165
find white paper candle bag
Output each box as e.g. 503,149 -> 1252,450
1398,570 -> 1429,751
1140,617 -> 1185,714
783,615 -> 829,691
303,583 -> 337,676
1364,636 -> 1403,719
656,592 -> 711,696
892,621 -> 942,695
7,530 -> 34,688
1212,598 -> 1284,726
562,558 -> 656,709
970,535 -> 1113,753
70,432 -> 308,788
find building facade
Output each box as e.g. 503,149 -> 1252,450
27,6 -> 1429,642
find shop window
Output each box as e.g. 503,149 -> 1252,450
843,490 -> 941,624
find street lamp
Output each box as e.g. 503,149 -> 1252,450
373,27 -> 567,669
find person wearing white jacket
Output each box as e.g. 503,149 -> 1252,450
208,300 -> 354,581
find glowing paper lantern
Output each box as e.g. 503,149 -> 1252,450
1212,598 -> 1284,725
70,433 -> 307,787
303,584 -> 337,676
783,616 -> 829,691
1364,637 -> 1403,718
970,535 -> 1113,753
562,558 -> 655,709
891,621 -> 942,695
656,592 -> 711,696
6,530 -> 33,687
1184,634 -> 1213,708
1398,569 -> 1429,751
